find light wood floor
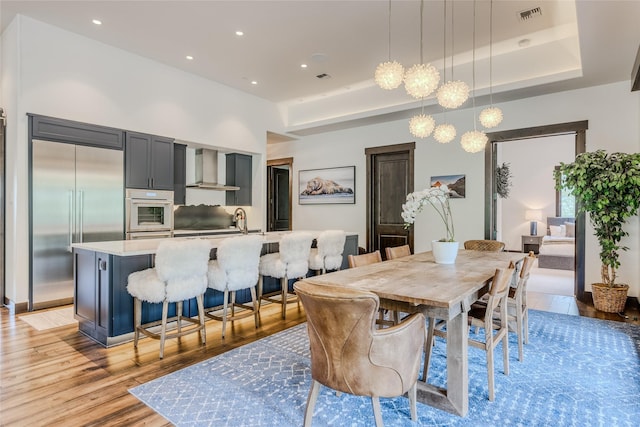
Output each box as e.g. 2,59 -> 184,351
1,293 -> 638,426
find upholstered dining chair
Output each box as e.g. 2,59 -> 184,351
126,238 -> 210,359
384,244 -> 411,260
259,232 -> 313,319
424,266 -> 515,401
463,240 -> 506,252
206,234 -> 264,339
308,230 -> 346,274
294,281 -> 425,427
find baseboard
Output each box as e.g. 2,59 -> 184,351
3,297 -> 29,314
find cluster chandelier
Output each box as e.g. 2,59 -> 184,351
373,0 -> 502,150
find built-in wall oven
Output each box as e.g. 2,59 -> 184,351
125,189 -> 174,240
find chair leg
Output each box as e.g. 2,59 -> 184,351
421,317 -> 436,382
408,382 -> 418,421
257,275 -> 263,310
304,380 -> 321,427
133,298 -> 141,348
280,277 -> 288,319
196,294 -> 206,345
176,301 -> 183,335
485,328 -> 495,401
516,305 -> 524,361
501,303 -> 510,376
523,306 -> 529,344
230,291 -> 236,318
160,300 -> 169,359
250,285 -> 260,328
221,289 -> 229,339
371,396 -> 383,427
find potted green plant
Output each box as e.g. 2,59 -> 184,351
554,150 -> 640,312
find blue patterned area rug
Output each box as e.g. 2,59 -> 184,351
130,310 -> 640,426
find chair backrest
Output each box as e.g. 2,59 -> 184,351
215,235 -> 264,291
294,281 -> 424,397
485,266 -> 516,314
510,251 -> 536,301
279,232 -> 313,278
348,250 -> 382,268
155,239 -> 211,301
385,244 -> 411,260
316,230 -> 346,270
464,240 -> 506,252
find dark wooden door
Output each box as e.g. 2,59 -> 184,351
267,158 -> 292,232
366,143 -> 414,259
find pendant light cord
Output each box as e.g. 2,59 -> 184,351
387,0 -> 392,61
489,0 -> 494,106
471,0 -> 477,130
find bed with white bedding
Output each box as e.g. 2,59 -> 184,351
537,217 -> 575,270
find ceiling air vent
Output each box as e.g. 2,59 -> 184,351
316,73 -> 331,79
518,7 -> 542,21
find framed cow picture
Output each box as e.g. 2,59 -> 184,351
299,166 -> 355,204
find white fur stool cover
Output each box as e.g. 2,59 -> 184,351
259,232 -> 313,279
208,235 -> 264,292
127,239 -> 211,303
309,230 -> 346,273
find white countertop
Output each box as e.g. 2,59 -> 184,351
72,231 -> 357,257
172,228 -> 262,235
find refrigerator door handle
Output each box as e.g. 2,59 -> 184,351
68,190 -> 74,252
79,190 -> 84,243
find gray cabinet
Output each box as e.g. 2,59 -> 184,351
125,132 -> 174,190
173,143 -> 186,205
225,153 -> 252,205
74,249 -> 110,342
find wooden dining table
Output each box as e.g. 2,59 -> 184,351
298,249 -> 526,417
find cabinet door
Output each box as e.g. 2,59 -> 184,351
75,249 -> 97,327
150,136 -> 174,190
173,143 -> 186,204
125,132 -> 151,189
225,153 -> 252,205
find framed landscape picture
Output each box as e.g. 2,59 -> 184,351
299,166 -> 355,204
430,174 -> 466,198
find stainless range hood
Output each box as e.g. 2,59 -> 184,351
186,148 -> 239,191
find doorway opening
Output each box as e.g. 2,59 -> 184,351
266,157 -> 293,232
485,121 -> 587,302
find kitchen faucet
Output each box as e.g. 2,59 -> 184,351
234,207 -> 248,234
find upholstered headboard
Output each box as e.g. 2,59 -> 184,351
546,217 -> 575,236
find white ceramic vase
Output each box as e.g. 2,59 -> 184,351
431,240 -> 459,264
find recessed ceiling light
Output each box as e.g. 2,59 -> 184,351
235,31 -> 244,36
251,81 -> 258,85
186,55 -> 194,60
92,19 -> 102,25
300,64 -> 308,69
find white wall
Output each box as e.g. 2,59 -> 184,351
270,81 -> 640,298
499,134 -> 575,251
1,16 -> 283,305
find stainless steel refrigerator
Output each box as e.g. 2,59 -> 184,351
31,139 -> 124,310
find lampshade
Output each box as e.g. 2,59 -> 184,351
433,123 -> 456,143
409,114 -> 435,138
374,61 -> 405,90
436,80 -> 470,109
525,210 -> 543,221
404,64 -> 440,99
460,130 -> 488,153
479,106 -> 503,128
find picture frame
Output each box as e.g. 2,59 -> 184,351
430,174 -> 466,198
299,166 -> 355,204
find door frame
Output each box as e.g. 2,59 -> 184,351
365,142 -> 415,253
484,120 -> 587,301
266,157 -> 293,231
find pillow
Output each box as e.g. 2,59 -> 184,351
565,222 -> 575,238
549,225 -> 566,237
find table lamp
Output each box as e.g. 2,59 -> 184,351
525,209 -> 543,236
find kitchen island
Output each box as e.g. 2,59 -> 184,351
72,231 -> 358,346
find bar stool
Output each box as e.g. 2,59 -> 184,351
206,234 -> 264,338
126,239 -> 211,359
308,230 -> 346,274
258,232 -> 313,319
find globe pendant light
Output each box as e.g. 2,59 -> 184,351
374,0 -> 404,90
409,113 -> 435,138
434,123 -> 456,143
404,0 -> 440,99
461,0 -> 487,153
479,0 -> 503,128
437,0 -> 469,109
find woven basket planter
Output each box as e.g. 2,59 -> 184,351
591,283 -> 629,313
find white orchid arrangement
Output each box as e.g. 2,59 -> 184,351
401,185 -> 455,242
